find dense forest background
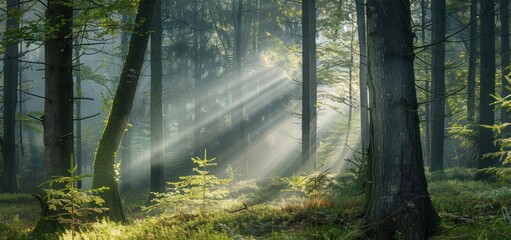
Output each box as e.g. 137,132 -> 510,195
0,0 -> 511,239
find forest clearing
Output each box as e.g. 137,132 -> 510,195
1,0 -> 511,239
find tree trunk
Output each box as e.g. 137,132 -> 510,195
476,0 -> 497,180
43,0 -> 74,181
365,0 -> 437,238
429,0 -> 446,171
193,0 -> 203,157
356,0 -> 369,151
75,39 -> 83,189
34,0 -> 74,234
501,0 -> 510,130
91,0 -> 156,223
302,0 -> 317,170
466,0 -> 478,167
149,0 -> 165,199
2,0 -> 20,193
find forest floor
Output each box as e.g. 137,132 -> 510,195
1,168 -> 511,239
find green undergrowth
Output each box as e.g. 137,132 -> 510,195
429,168 -> 511,239
2,167 -> 511,239
0,193 -> 38,239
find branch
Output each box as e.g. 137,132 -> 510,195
224,202 -> 250,214
74,113 -> 101,121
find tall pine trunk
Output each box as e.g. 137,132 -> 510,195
466,0 -> 478,167
430,0 -> 446,171
365,0 -> 437,238
92,0 -> 156,222
2,0 -> 20,193
149,0 -> 165,199
501,0 -> 510,129
356,0 -> 369,151
476,0 -> 497,180
302,0 -> 317,170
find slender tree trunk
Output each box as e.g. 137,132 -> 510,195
365,0 -> 437,238
476,0 -> 497,180
430,0 -> 446,171
501,0 -> 510,129
465,0 -> 478,167
193,0 -> 203,157
74,39 -> 83,189
91,0 -> 156,223
149,0 -> 165,198
356,0 -> 369,152
2,0 -> 20,193
302,0 -> 317,170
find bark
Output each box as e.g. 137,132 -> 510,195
149,0 -> 165,198
430,0 -> 446,171
302,0 -> 317,170
365,0 -> 437,238
91,0 -> 156,223
466,0 -> 478,167
501,0 -> 510,129
356,0 -> 369,151
193,0 -> 203,157
34,0 -> 74,234
476,0 -> 497,180
2,0 -> 20,193
75,39 -> 83,189
43,0 -> 74,181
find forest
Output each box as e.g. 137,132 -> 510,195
1,0 -> 511,239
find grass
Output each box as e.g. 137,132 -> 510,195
1,168 -> 511,239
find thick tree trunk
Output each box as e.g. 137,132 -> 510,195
302,0 -> 317,170
476,0 -> 497,179
34,0 -> 74,234
43,0 -> 74,181
149,0 -> 165,198
2,0 -> 20,193
356,0 -> 369,151
429,0 -> 446,171
91,0 -> 156,223
365,0 -> 437,238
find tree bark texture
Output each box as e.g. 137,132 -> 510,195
92,0 -> 156,223
2,0 -> 20,193
356,0 -> 369,151
43,0 -> 74,180
302,0 -> 317,170
429,0 -> 446,171
365,0 -> 437,238
501,0 -> 510,128
150,0 -> 165,196
476,0 -> 497,179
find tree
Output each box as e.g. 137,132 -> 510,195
466,0 -> 478,167
91,0 -> 157,223
149,0 -> 165,199
365,0 -> 437,238
430,0 -> 446,171
43,0 -> 74,183
476,0 -> 497,179
2,0 -> 20,193
302,0 -> 317,170
33,0 -> 75,233
501,0 -> 510,130
356,0 -> 369,151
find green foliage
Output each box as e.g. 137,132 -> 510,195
427,168 -> 477,182
37,156 -> 108,236
145,150 -> 231,215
